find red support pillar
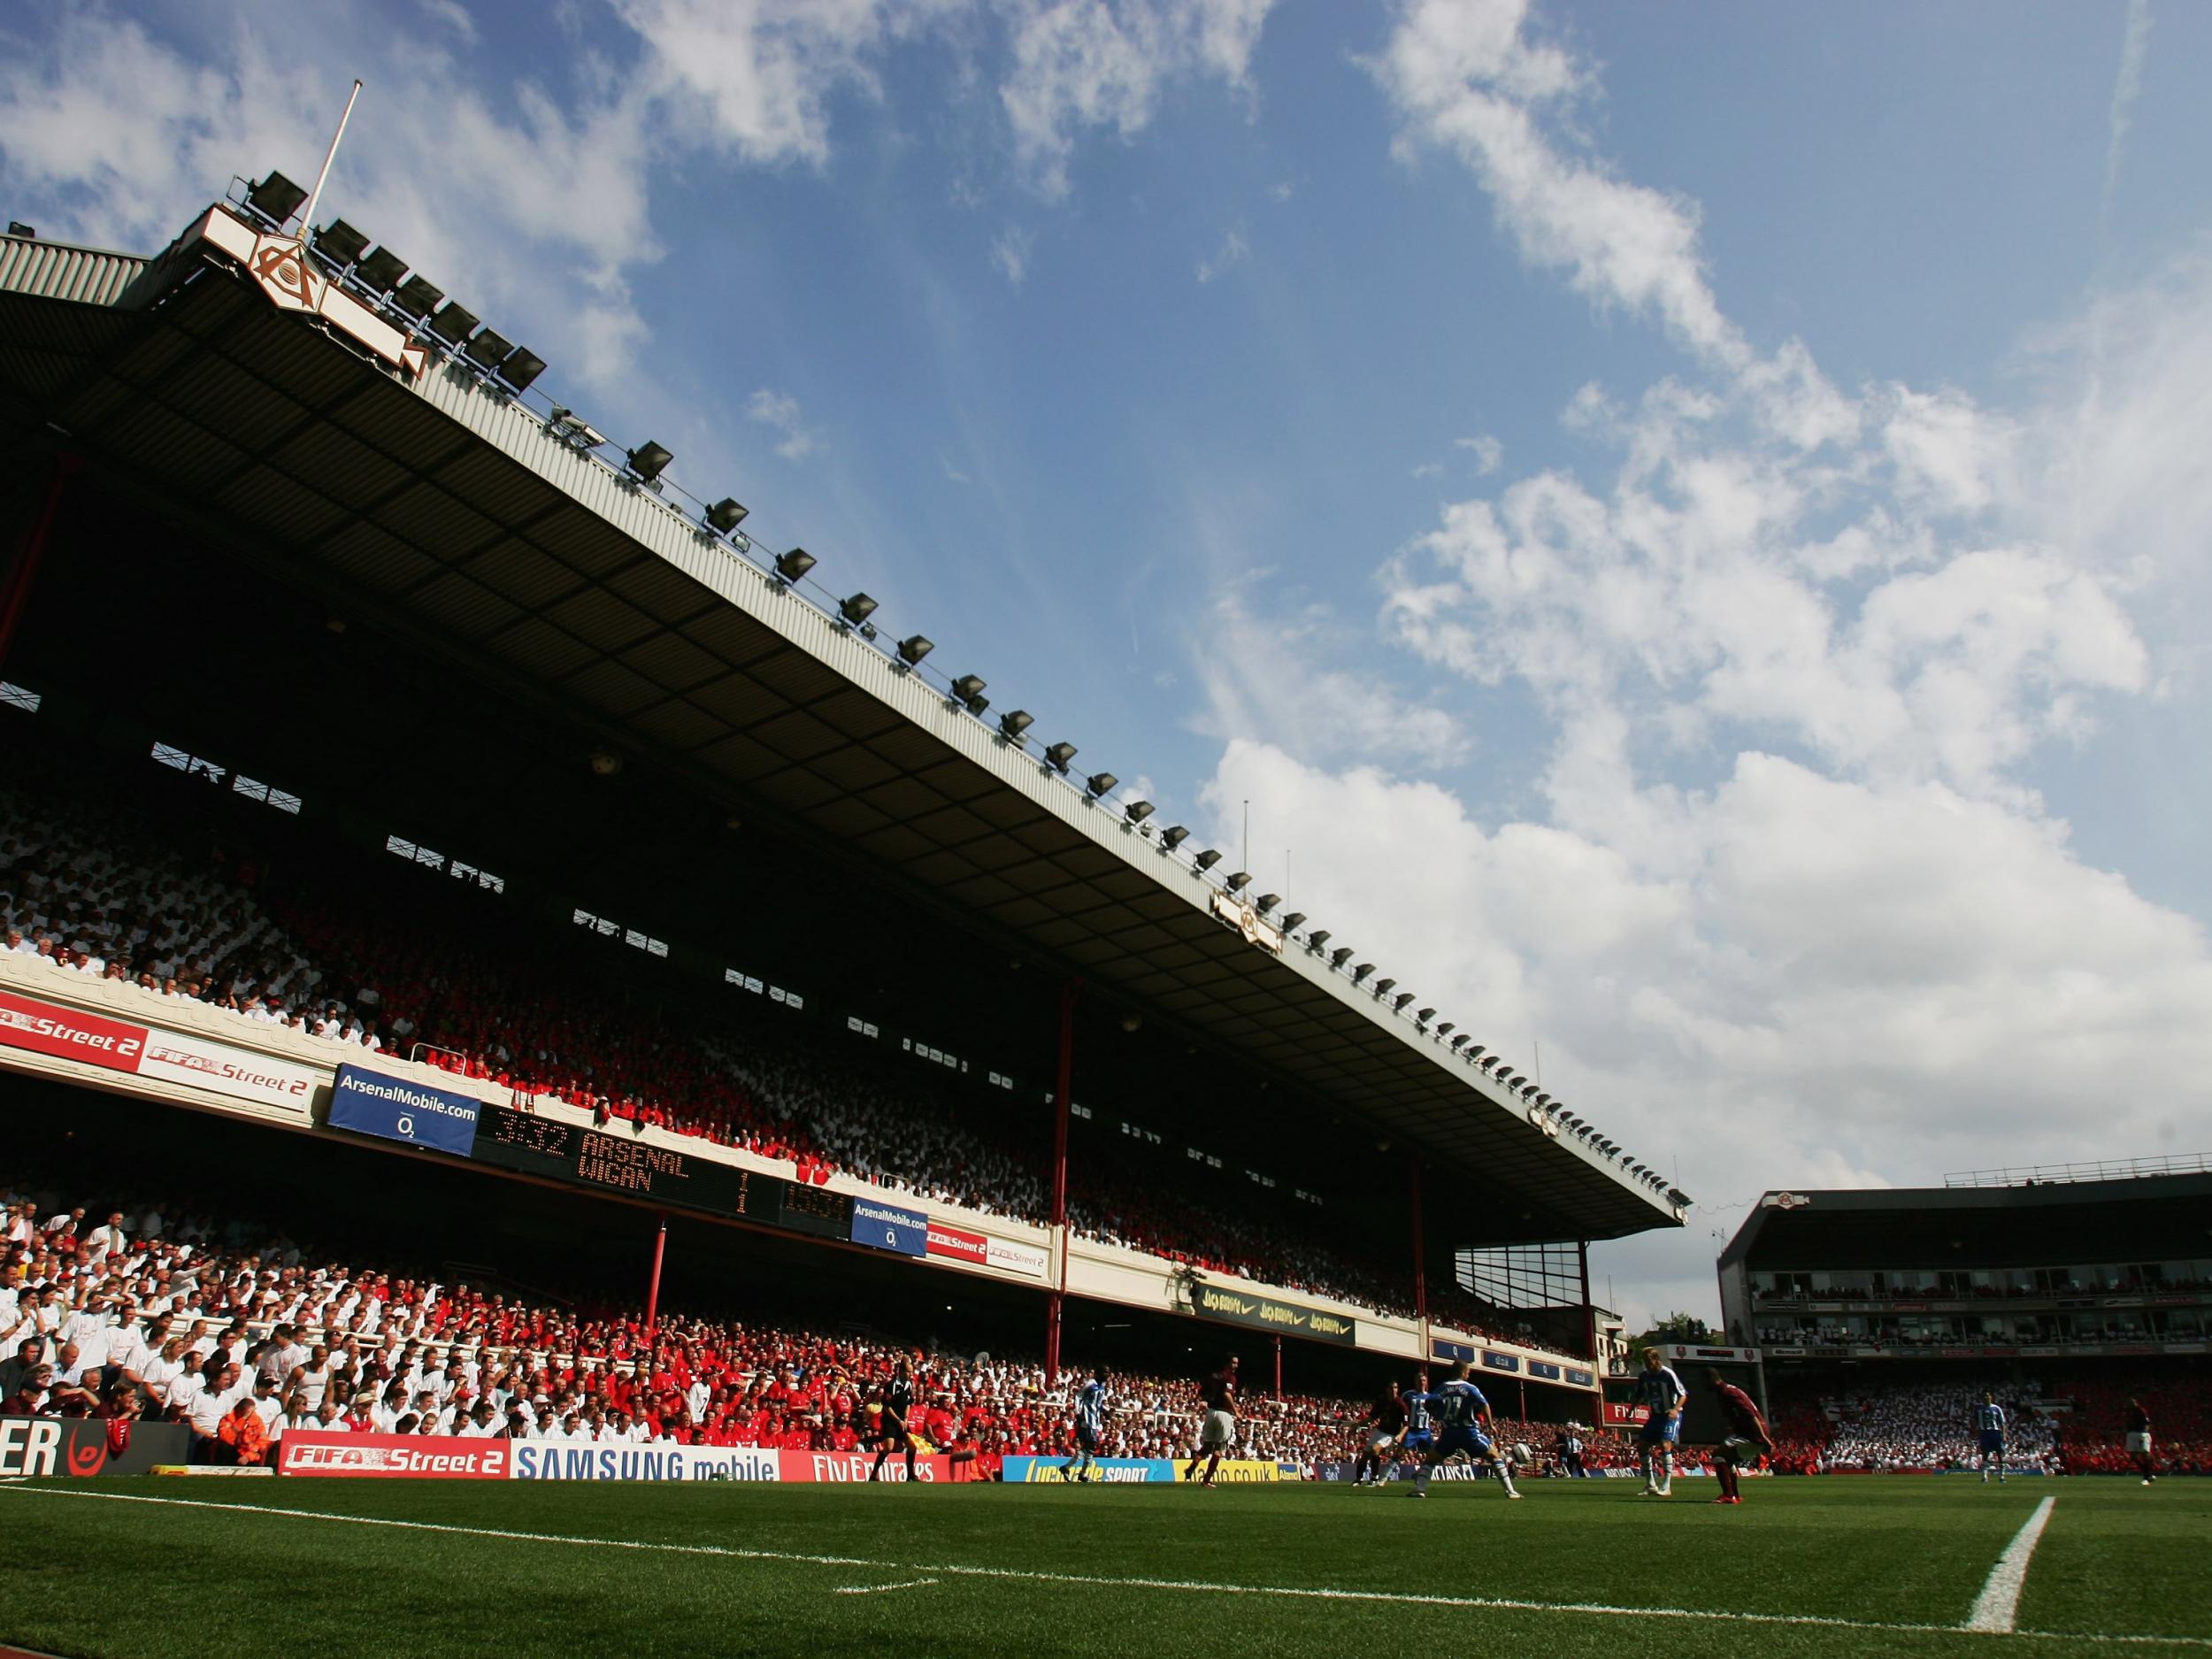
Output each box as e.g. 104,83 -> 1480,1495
0,453 -> 80,677
1046,978 -> 1078,1384
643,1211 -> 669,1357
1273,1335 -> 1283,1402
1410,1159 -> 1428,1359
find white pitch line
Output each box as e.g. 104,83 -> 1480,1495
2,1483 -> 2198,1649
1966,1496 -> 2058,1634
835,1578 -> 939,1596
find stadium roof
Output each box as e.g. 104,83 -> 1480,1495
0,204 -> 1679,1247
1718,1175 -> 2212,1271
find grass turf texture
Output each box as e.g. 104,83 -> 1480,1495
1,1477 -> 2203,1658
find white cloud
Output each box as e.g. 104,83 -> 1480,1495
1455,434 -> 1502,474
2101,0 -> 2153,226
1369,0 -> 1746,367
991,225 -> 1034,286
746,388 -> 821,459
418,0 -> 479,42
1000,0 -> 1275,199
1195,224 -> 1248,282
1193,586 -> 1470,772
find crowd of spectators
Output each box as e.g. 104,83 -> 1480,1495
0,779 -> 1549,1348
4,1174 -> 1556,1473
1809,1380 -> 2060,1471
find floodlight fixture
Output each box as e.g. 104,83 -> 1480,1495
1160,826 -> 1190,849
1254,894 -> 1279,913
355,245 -> 408,292
839,593 -> 879,627
1394,992 -> 1414,1010
463,327 -> 512,369
428,301 -> 480,345
1416,1007 -> 1434,1023
774,548 -> 815,584
1280,912 -> 1305,930
245,172 -> 308,227
1448,1034 -> 1468,1049
951,674 -> 987,703
897,634 -> 934,666
1435,1022 -> 1453,1036
999,710 -> 1034,741
1225,871 -> 1252,892
1043,741 -> 1078,773
1351,963 -> 1373,982
315,219 -> 370,265
392,275 -> 444,319
626,440 -> 674,485
1086,772 -> 1118,797
705,497 -> 749,534
1327,945 -> 1350,966
1194,849 -> 1223,871
1125,801 -> 1155,825
5,222 -> 35,239
499,348 -> 546,393
1479,1056 -> 1499,1071
1306,928 -> 1332,949
1374,978 -> 1395,995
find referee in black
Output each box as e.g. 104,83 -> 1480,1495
869,1359 -> 918,1482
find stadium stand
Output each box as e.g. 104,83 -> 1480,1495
0,757 -> 1537,1345
0,1171 -> 1597,1473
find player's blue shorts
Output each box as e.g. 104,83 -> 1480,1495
1437,1425 -> 1492,1460
1638,1415 -> 1680,1446
1401,1430 -> 1433,1454
1978,1430 -> 2004,1455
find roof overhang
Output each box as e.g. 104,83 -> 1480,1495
0,209 -> 1680,1246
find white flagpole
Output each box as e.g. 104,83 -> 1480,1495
300,79 -> 364,234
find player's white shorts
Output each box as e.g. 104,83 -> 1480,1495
1201,1409 -> 1235,1449
1367,1432 -> 1397,1457
2125,1432 -> 2152,1455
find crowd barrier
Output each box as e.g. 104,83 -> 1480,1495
999,1455 -> 1297,1484
0,1416 -> 189,1478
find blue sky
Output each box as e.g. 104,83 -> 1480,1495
5,0 -> 2209,1325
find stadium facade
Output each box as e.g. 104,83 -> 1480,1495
0,180 -> 1683,1406
1717,1164 -> 2212,1371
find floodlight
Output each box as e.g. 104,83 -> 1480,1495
1394,992 -> 1414,1010
1417,1007 -> 1434,1023
1043,741 -> 1078,773
1329,946 -> 1352,967
499,348 -> 546,393
1000,710 -> 1034,740
464,327 -> 512,369
1468,1046 -> 1486,1060
839,593 -> 879,627
245,172 -> 308,226
897,634 -> 933,666
626,440 -> 674,484
1435,1022 -> 1453,1036
1225,872 -> 1252,892
315,220 -> 370,265
1086,772 -> 1118,797
1351,963 -> 1373,982
951,674 -> 986,704
1194,849 -> 1222,871
1125,801 -> 1155,824
705,497 -> 749,534
356,245 -> 408,292
775,548 -> 815,584
1307,929 -> 1333,950
1254,894 -> 1279,913
1374,978 -> 1395,995
1160,825 -> 1190,849
392,275 -> 445,319
1449,1034 -> 1468,1049
5,222 -> 35,239
428,301 -> 480,345
1280,912 -> 1305,930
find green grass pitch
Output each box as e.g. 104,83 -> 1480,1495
0,1476 -> 2203,1658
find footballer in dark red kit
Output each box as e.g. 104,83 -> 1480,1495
1704,1368 -> 1773,1506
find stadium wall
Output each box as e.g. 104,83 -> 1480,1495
0,952 -> 1585,1378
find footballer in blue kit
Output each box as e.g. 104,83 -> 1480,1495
1398,1375 -> 1438,1460
1633,1348 -> 1688,1496
1061,1367 -> 1110,1483
1974,1392 -> 2008,1484
1407,1361 -> 1522,1500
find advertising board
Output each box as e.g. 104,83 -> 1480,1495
276,1430 -> 509,1478
329,1064 -> 483,1155
849,1197 -> 927,1257
0,1417 -> 188,1478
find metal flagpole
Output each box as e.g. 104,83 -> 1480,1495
300,79 -> 365,233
